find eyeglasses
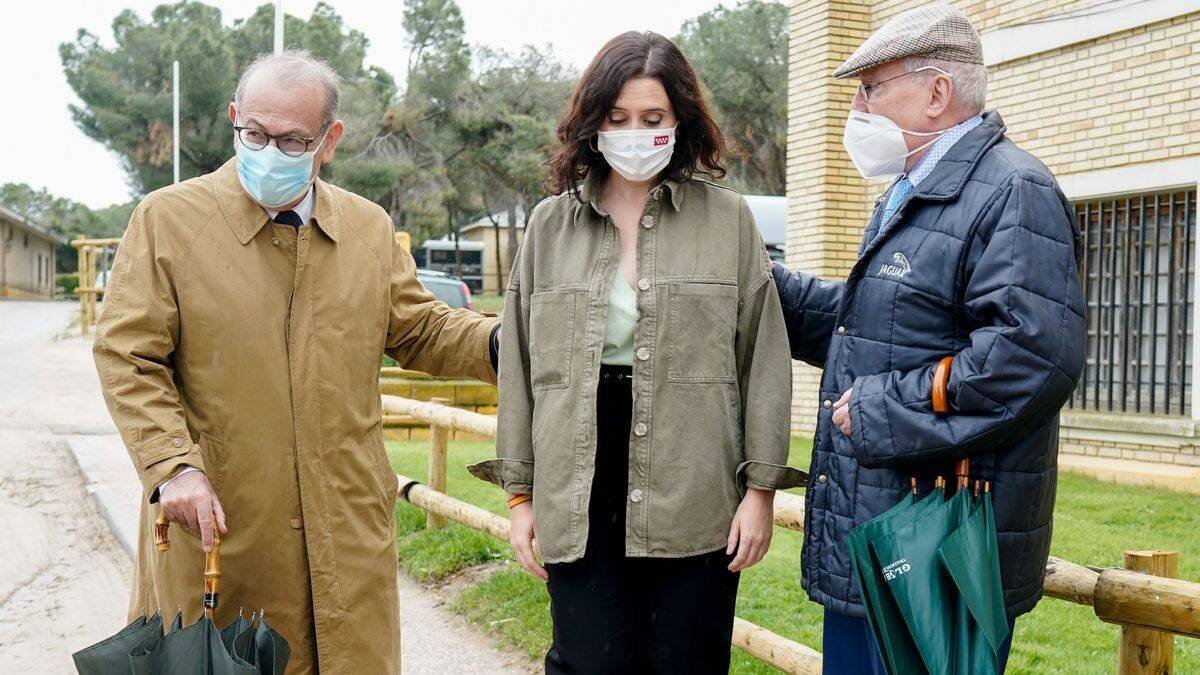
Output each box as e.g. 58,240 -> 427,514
858,66 -> 952,103
233,121 -> 331,157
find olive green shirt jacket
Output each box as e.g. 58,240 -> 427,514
469,176 -> 805,563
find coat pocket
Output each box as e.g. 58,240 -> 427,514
528,290 -> 576,391
197,432 -> 226,497
365,420 -> 399,509
667,282 -> 738,384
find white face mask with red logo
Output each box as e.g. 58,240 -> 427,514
597,126 -> 676,182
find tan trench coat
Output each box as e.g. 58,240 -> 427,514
94,158 -> 499,674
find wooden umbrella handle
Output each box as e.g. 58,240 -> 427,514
955,457 -> 971,491
932,355 -> 954,414
154,511 -> 222,620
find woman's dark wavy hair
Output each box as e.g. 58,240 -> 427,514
546,31 -> 729,197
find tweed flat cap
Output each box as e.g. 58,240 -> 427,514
833,3 -> 983,79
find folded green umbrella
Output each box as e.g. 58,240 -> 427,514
859,467 -> 1009,675
129,615 -> 255,675
938,490 -> 1010,675
847,486 -> 944,675
227,610 -> 292,674
72,613 -> 165,673
871,485 -> 970,674
72,515 -> 290,675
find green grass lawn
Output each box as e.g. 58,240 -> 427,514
472,292 -> 504,315
387,438 -> 1200,673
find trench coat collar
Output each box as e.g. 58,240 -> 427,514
212,157 -> 342,245
577,171 -> 684,219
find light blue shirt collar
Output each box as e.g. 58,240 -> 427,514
905,114 -> 983,188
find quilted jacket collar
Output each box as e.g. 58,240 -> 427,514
911,109 -> 1007,202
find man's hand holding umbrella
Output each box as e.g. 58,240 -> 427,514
159,471 -> 228,553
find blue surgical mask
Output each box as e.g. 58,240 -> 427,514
235,141 -> 321,209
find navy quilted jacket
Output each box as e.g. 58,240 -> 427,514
774,111 -> 1085,620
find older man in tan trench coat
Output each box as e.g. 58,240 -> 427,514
93,50 -> 499,673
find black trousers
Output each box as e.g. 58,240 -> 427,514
544,365 -> 740,675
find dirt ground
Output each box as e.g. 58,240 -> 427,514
0,300 -> 132,673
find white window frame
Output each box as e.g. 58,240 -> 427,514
981,0 -> 1198,67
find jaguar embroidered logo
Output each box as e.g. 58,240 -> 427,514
877,252 -> 911,279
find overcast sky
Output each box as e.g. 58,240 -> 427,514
0,0 -> 725,208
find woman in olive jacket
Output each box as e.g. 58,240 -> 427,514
469,30 -> 805,675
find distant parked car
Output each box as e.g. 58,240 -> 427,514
416,269 -> 475,311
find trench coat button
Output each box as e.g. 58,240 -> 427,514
633,422 -> 648,437
836,326 -> 846,335
637,277 -> 650,291
271,237 -> 280,246
641,215 -> 655,229
629,489 -> 644,503
290,517 -> 303,530
636,347 -> 650,361
817,474 -> 828,485
172,438 -> 184,448
822,400 -> 832,409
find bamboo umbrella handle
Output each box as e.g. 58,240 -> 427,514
154,511 -> 222,620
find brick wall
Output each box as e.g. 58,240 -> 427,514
785,1 -> 1200,465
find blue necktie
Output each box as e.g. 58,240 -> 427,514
877,177 -> 913,238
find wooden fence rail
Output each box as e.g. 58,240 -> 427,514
382,393 -> 1199,674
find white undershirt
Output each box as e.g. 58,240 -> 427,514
154,184 -> 317,500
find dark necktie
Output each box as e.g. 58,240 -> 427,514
273,210 -> 304,230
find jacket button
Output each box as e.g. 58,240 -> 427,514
271,237 -> 280,246
818,474 -> 828,485
636,347 -> 650,361
637,278 -> 650,291
172,438 -> 184,448
629,489 -> 644,503
290,517 -> 303,530
633,422 -> 648,437
641,215 -> 655,229
822,400 -> 832,409
836,326 -> 846,335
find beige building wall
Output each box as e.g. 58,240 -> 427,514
0,220 -> 58,299
461,225 -> 524,295
786,1 -> 1200,465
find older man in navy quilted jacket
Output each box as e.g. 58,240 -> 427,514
773,5 -> 1086,673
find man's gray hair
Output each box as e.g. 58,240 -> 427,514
234,48 -> 342,125
905,56 -> 987,115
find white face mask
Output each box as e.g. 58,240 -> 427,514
597,126 -> 676,182
842,110 -> 946,179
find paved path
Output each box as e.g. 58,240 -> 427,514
0,300 -> 530,674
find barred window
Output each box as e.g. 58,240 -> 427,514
1070,190 -> 1194,416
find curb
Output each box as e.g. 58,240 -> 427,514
65,434 -> 139,560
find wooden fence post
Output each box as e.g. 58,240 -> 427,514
85,245 -> 97,332
1117,550 -> 1178,674
426,397 -> 452,529
74,238 -> 87,336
